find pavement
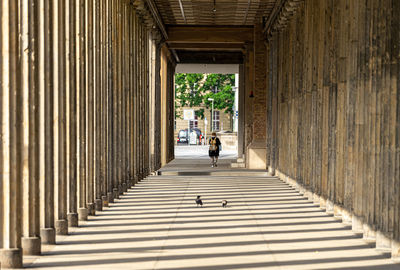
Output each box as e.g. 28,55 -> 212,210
24,152 -> 400,269
174,145 -> 238,160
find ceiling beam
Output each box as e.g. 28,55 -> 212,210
168,42 -> 245,51
166,26 -> 254,44
242,0 -> 251,24
178,0 -> 187,24
175,51 -> 244,64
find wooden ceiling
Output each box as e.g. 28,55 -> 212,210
153,0 -> 277,26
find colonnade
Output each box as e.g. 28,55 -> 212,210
264,0 -> 400,258
0,0 -> 170,268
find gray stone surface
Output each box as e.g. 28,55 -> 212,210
24,160 -> 399,269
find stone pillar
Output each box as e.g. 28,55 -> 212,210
243,43 -> 254,167
66,0 -> 79,228
21,0 -> 42,256
107,0 -> 115,203
126,4 -> 133,188
77,0 -> 88,221
101,0 -> 110,207
94,0 -> 103,212
133,13 -> 139,182
120,1 -> 127,194
139,24 -> 144,180
130,5 -> 136,186
0,0 -> 23,267
39,0 -> 56,245
86,0 -> 95,216
111,0 -> 119,200
144,26 -> 150,177
54,0 -> 69,236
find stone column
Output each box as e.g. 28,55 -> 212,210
94,0 -> 103,212
133,12 -> 139,183
39,0 -> 56,245
107,0 -> 115,203
112,0 -> 120,199
86,0 -> 95,216
66,0 -> 79,228
139,24 -> 144,179
144,27 -> 150,176
126,4 -> 133,188
101,0 -> 110,207
0,0 -> 23,267
21,0 -> 42,256
77,0 -> 88,221
120,1 -> 127,194
130,5 -> 136,186
54,0 -> 69,236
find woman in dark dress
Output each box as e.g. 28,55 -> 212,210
208,132 -> 221,167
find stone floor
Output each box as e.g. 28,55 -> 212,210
24,158 -> 400,269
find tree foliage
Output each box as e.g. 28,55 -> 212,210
175,73 -> 235,119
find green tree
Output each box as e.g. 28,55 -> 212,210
174,73 -> 236,128
175,73 -> 205,119
202,74 -> 235,130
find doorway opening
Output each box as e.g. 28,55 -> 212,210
173,64 -> 239,162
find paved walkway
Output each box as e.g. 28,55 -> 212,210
174,145 -> 238,160
25,160 -> 400,269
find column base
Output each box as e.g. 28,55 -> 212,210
95,199 -> 103,211
376,231 -> 392,251
319,197 -> 327,209
113,188 -> 119,199
246,141 -> 267,169
68,212 -> 79,227
392,239 -> 400,259
352,215 -> 363,233
102,195 -> 109,207
40,228 -> 56,244
363,223 -> 376,241
1,248 -> 23,269
87,203 -> 95,216
268,166 -> 275,176
107,192 -> 114,203
55,219 -> 68,235
22,236 -> 41,255
312,194 -> 320,206
326,200 -> 334,214
78,207 -> 88,221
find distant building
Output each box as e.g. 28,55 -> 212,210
175,106 -> 232,137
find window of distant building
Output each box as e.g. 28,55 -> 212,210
190,114 -> 198,129
213,111 -> 220,131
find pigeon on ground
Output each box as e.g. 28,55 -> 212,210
195,196 -> 203,207
222,200 -> 228,208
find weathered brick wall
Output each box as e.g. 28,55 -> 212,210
266,0 -> 400,242
252,22 -> 267,141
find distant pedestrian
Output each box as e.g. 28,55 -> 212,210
209,132 -> 221,167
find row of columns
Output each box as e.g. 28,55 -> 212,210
0,0 -> 164,268
265,0 -> 400,258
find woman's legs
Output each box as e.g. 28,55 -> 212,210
210,156 -> 215,167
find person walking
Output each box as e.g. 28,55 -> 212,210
208,132 -> 221,167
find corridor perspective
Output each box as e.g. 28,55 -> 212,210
24,160 -> 399,269
1,0 -> 400,269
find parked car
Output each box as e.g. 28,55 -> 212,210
176,128 -> 203,144
177,129 -> 188,144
